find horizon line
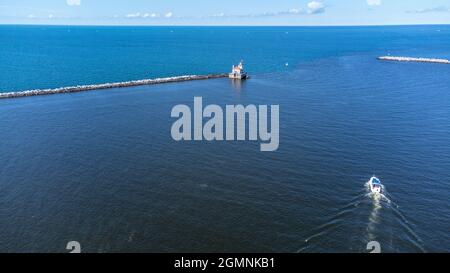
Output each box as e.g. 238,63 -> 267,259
1,23 -> 450,27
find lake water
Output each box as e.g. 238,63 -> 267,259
0,25 -> 449,252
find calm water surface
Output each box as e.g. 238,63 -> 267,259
0,26 -> 449,252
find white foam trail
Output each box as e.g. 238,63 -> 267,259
365,181 -> 426,253
366,193 -> 383,242
299,179 -> 426,253
364,180 -> 383,242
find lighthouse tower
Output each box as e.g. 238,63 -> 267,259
229,61 -> 248,79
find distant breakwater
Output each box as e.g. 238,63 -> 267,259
0,74 -> 228,100
378,56 -> 450,64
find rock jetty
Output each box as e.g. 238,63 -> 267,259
378,56 -> 450,64
0,74 -> 228,100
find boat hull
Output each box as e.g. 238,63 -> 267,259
368,177 -> 383,194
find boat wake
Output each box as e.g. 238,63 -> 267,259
298,179 -> 426,253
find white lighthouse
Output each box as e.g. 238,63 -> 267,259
229,61 -> 248,79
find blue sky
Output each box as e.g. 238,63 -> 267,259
0,0 -> 449,25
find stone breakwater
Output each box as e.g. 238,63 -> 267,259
0,74 -> 228,99
378,56 -> 450,64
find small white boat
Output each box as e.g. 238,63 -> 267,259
368,176 -> 383,194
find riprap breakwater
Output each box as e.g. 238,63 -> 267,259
378,56 -> 450,64
0,74 -> 228,99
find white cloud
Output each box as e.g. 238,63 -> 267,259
212,12 -> 225,17
48,14 -> 54,19
66,0 -> 81,6
206,10 -> 289,18
125,12 -> 162,19
204,6 -> 327,19
165,12 -> 173,18
409,6 -> 450,13
126,12 -> 141,18
27,14 -> 36,18
367,0 -> 381,6
307,1 -> 325,14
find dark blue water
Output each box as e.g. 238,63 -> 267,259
0,26 -> 449,252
